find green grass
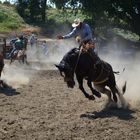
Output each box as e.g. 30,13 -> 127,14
0,4 -> 24,33
0,5 -> 91,36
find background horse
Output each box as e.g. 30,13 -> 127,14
55,48 -> 128,109
9,36 -> 28,65
10,49 -> 28,64
0,52 -> 4,78
0,52 -> 10,88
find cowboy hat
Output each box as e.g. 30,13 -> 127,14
72,18 -> 81,28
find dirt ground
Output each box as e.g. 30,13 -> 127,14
0,37 -> 140,140
0,60 -> 140,140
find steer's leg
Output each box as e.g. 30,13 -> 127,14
87,80 -> 101,98
94,84 -> 117,108
76,76 -> 95,100
109,86 -> 118,103
94,85 -> 112,101
111,86 -> 128,109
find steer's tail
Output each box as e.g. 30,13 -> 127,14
122,81 -> 127,94
116,81 -> 128,109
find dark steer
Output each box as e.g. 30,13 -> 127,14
56,48 -> 127,108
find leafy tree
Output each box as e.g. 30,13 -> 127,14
28,0 -> 41,21
107,0 -> 140,36
16,0 -> 28,18
40,0 -> 47,22
50,0 -> 68,9
50,0 -> 140,37
16,0 -> 47,22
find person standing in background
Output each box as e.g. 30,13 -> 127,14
29,33 -> 37,47
41,40 -> 48,56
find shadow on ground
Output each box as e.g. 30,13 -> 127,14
80,108 -> 136,120
0,87 -> 20,96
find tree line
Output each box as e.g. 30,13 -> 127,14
53,0 -> 140,37
16,0 -> 47,22
4,0 -> 140,37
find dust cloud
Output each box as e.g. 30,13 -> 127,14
1,39 -> 77,88
1,38 -> 140,108
99,40 -> 140,108
41,38 -> 140,108
1,63 -> 35,88
27,39 -> 76,62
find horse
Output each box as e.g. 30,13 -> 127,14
0,52 -> 4,78
55,48 -> 128,108
10,49 -> 28,64
9,36 -> 28,65
0,52 -> 10,88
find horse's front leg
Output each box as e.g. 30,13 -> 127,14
76,76 -> 95,100
10,58 -> 13,64
87,80 -> 101,98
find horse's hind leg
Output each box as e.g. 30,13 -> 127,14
10,58 -> 13,64
24,55 -> 29,65
87,80 -> 101,98
22,56 -> 25,63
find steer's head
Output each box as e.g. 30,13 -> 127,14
55,62 -> 75,88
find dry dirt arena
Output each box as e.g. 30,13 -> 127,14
0,40 -> 140,140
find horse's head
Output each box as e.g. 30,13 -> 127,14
55,48 -> 79,88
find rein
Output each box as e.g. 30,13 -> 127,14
73,47 -> 83,73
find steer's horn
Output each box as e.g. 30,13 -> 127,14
55,64 -> 59,68
55,64 -> 64,77
122,81 -> 127,94
55,64 -> 64,72
55,64 -> 63,70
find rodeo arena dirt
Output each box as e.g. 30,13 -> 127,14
0,37 -> 140,140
